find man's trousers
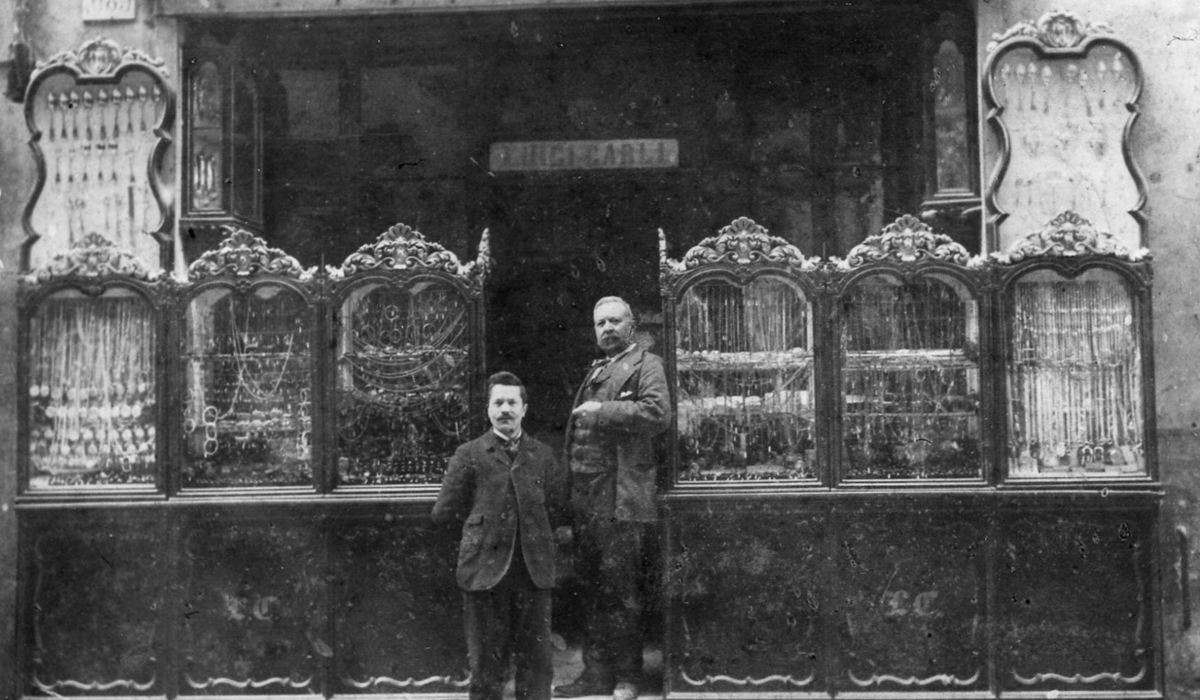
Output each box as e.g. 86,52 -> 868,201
463,556 -> 553,700
571,504 -> 647,686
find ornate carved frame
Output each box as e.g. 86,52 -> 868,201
982,11 -> 1147,252
21,38 -> 176,272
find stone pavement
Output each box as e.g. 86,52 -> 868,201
501,639 -> 664,700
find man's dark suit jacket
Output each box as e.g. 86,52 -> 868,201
432,431 -> 568,591
565,345 -> 671,523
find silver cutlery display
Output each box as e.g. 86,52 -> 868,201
33,82 -> 165,258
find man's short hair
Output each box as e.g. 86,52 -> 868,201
593,295 -> 634,320
487,371 -> 527,403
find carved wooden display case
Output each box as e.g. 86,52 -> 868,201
22,38 -> 175,273
327,224 -> 490,491
660,217 -> 822,486
15,225 -> 487,697
659,212 -> 1161,700
17,234 -> 168,497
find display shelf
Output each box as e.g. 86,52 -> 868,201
676,349 -> 811,372
843,348 -> 977,370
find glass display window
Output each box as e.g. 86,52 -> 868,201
995,211 -> 1152,481
330,224 -> 489,489
662,217 -> 820,485
834,215 -> 984,483
1006,269 -> 1143,477
19,233 -> 165,496
179,228 -> 317,491
839,273 -> 982,481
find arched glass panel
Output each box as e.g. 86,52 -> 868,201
336,279 -> 471,486
675,276 -> 814,482
841,274 -> 981,480
183,285 -> 313,488
1006,269 -> 1144,478
26,287 -> 158,490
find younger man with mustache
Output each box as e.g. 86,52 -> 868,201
433,371 -> 569,700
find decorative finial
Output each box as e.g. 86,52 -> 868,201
836,214 -> 971,269
187,226 -> 310,280
27,233 -> 161,282
991,210 -> 1149,263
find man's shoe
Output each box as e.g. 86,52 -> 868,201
553,676 -> 613,698
613,682 -> 638,700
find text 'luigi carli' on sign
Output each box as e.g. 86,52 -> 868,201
488,139 -> 679,172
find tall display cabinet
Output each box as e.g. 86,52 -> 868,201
659,213 -> 1160,699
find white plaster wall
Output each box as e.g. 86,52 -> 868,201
979,0 -> 1200,431
978,2 -> 1200,691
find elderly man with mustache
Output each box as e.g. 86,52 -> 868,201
555,296 -> 671,700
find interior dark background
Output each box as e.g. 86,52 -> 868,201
186,0 -> 973,445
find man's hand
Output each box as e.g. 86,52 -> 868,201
572,400 -> 602,415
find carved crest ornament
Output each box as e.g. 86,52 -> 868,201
660,217 -> 817,275
991,210 -> 1150,264
26,233 -> 162,282
836,215 -> 973,269
662,212 -> 1148,278
986,10 -> 1114,54
187,227 -> 310,280
335,223 -> 491,281
37,37 -> 167,77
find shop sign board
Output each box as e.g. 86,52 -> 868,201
83,0 -> 137,21
488,139 -> 678,172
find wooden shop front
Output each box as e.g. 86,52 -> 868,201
11,2 -> 1162,699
